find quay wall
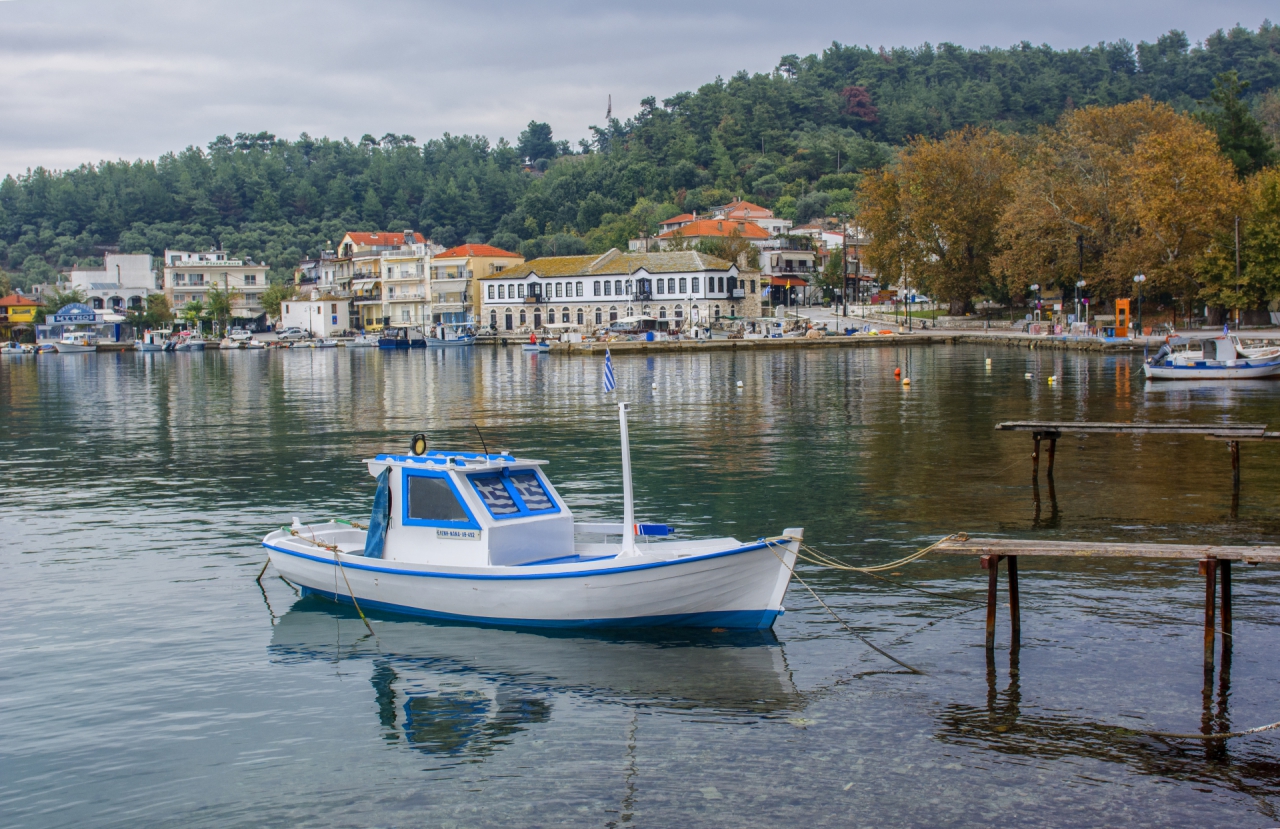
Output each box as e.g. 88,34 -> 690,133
547,332 -> 1147,356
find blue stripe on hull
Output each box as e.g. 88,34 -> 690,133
298,585 -> 782,630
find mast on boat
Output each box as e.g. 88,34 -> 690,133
619,402 -> 636,554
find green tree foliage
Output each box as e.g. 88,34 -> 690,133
1196,71 -> 1278,177
260,282 -> 295,321
205,283 -> 239,333
0,23 -> 1275,278
1199,166 -> 1280,309
517,122 -> 558,164
37,285 -> 88,322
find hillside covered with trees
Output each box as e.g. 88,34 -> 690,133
1,23 -> 1277,292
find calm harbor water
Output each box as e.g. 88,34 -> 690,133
2,343 -> 1280,828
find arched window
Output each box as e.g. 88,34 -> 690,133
562,307 -> 570,323
577,309 -> 584,325
595,308 -> 602,324
714,304 -> 721,319
92,297 -> 104,309
642,305 -> 650,316
718,277 -> 725,293
658,307 -> 667,319
609,306 -> 618,322
504,309 -> 513,330
489,310 -> 497,328
674,304 -> 683,319
519,309 -> 526,325
594,280 -> 602,296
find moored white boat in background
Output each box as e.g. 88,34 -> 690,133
264,406 -> 800,629
1145,335 -> 1280,380
135,330 -> 167,351
1,341 -> 34,356
521,332 -> 551,353
53,331 -> 98,353
348,334 -> 379,348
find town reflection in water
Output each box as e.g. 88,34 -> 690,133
270,599 -> 800,760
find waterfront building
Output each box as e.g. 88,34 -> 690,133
381,240 -> 435,328
425,243 -> 524,325
280,295 -> 351,337
336,231 -> 426,330
0,294 -> 43,336
709,199 -> 792,236
70,254 -> 162,313
655,219 -> 770,251
163,250 -> 269,322
478,249 -> 752,333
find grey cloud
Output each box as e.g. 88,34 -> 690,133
0,0 -> 1274,174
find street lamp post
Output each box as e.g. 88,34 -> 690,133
1133,274 -> 1146,337
1030,284 -> 1040,324
1075,279 -> 1085,327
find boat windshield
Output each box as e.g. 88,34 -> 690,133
468,471 -> 558,518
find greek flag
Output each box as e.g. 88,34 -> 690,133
603,348 -> 616,392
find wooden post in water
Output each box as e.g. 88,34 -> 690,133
1046,437 -> 1057,478
1199,559 -> 1217,673
1031,434 -> 1041,478
1008,555 -> 1021,649
1220,560 -> 1232,657
982,554 -> 1001,650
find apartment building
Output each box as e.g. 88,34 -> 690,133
164,250 -> 269,321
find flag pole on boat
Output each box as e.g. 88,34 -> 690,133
619,401 -> 636,555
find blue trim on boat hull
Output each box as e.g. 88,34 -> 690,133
298,585 -> 782,630
262,538 -> 777,580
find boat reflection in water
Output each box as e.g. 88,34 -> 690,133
269,599 -> 800,759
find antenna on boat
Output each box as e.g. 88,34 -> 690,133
474,423 -> 490,455
618,402 -> 636,554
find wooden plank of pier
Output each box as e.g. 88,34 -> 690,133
994,420 -> 1275,481
935,536 -> 1280,563
933,535 -> 1280,670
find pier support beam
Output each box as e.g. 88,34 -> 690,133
1199,559 -> 1218,674
1220,559 -> 1232,659
1008,555 -> 1021,649
982,554 -> 1002,651
1229,440 -> 1240,487
1031,434 -> 1041,478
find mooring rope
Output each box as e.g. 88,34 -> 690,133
285,528 -> 379,641
1140,720 -> 1280,741
763,537 -> 924,675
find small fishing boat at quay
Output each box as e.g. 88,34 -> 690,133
1,342 -> 34,356
347,333 -> 379,348
312,338 -> 338,348
263,405 -> 800,629
1145,335 -> 1280,380
378,327 -> 425,349
522,332 -> 551,353
53,331 -> 98,353
425,321 -> 475,348
135,330 -> 167,352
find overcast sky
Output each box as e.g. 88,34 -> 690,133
0,0 -> 1273,175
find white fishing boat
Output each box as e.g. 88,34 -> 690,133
219,337 -> 244,350
425,321 -> 475,348
521,332 -> 551,353
1,342 -> 33,356
347,334 -> 379,348
134,330 -> 167,352
245,339 -> 266,349
313,338 -> 338,348
1145,335 -> 1280,380
53,331 -> 98,353
1230,334 -> 1280,360
263,405 -> 800,629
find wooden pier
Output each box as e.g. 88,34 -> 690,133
935,535 -> 1280,672
995,420 -> 1280,482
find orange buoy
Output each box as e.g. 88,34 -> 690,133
894,367 -> 902,378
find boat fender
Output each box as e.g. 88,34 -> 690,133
410,433 -> 428,456
362,468 -> 392,559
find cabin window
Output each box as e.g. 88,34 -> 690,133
404,474 -> 472,525
468,471 -> 559,519
471,476 -> 520,515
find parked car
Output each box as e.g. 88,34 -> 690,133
277,327 -> 309,341
228,326 -> 252,342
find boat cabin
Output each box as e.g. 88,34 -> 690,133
367,450 -> 574,567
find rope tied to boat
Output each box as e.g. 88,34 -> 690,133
287,528 -> 379,642
763,537 -> 924,675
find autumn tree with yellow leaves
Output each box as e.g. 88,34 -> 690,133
859,127 -> 1017,316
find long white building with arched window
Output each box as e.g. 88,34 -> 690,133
477,249 -> 760,333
